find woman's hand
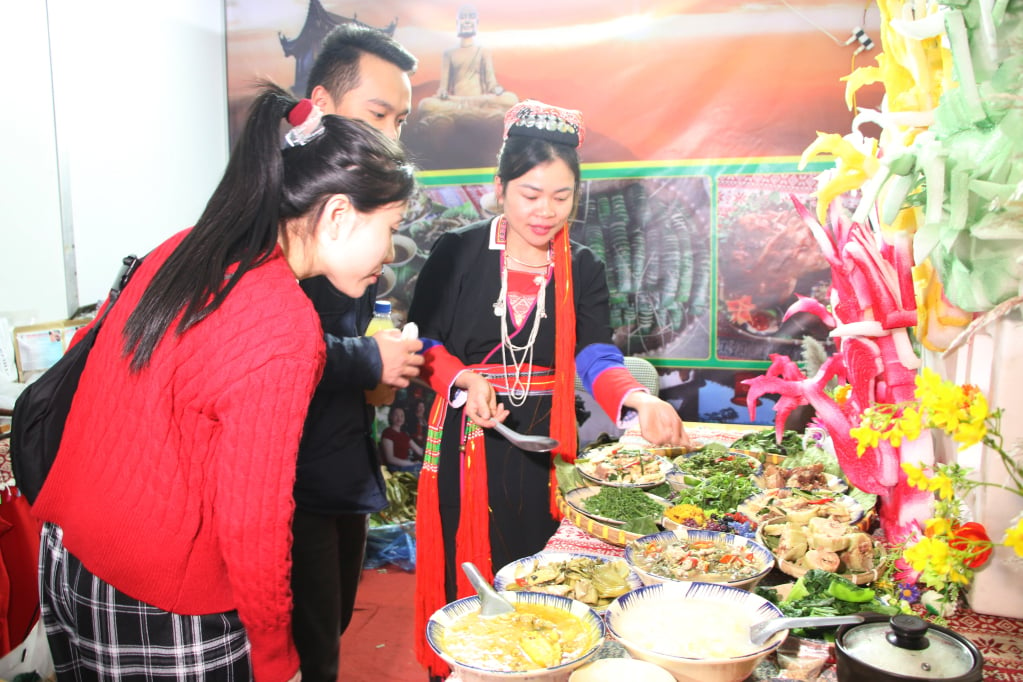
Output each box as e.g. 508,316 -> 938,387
626,391 -> 691,448
373,328 -> 424,387
455,371 -> 510,427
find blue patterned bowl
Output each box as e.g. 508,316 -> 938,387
604,581 -> 786,682
493,551 -> 641,611
625,527 -> 774,591
426,590 -> 606,681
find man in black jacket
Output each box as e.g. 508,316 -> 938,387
291,24 -> 423,682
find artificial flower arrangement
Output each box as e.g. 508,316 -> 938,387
854,367 -> 1023,617
742,0 -> 1022,620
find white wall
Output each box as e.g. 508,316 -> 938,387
0,0 -> 229,327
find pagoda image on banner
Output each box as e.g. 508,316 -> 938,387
279,0 -> 397,97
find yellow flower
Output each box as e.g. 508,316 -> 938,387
925,517 -> 951,538
902,462 -> 930,491
929,474 -> 955,501
1004,517 -> 1023,558
915,367 -> 945,396
948,566 -> 971,585
833,384 -> 852,405
895,405 -> 923,442
905,537 -> 950,576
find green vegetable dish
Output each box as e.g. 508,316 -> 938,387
669,472 -> 759,515
755,569 -> 900,640
673,443 -> 761,480
581,486 -> 668,522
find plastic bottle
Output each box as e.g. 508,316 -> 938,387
365,300 -> 397,406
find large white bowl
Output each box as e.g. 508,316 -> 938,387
604,581 -> 787,682
625,528 -> 774,591
493,551 -> 642,611
426,591 -> 606,682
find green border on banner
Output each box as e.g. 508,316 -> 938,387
414,158 -> 834,185
413,157 -> 835,372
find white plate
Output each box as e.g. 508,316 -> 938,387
738,489 -> 865,526
575,444 -> 674,489
564,486 -> 670,527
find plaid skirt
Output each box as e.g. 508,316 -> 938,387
39,522 -> 253,681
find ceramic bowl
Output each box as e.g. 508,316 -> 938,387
493,551 -> 642,611
425,591 -> 605,682
625,528 -> 774,591
568,657 -> 675,682
604,581 -> 787,682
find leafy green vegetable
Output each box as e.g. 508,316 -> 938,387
583,486 -> 666,521
621,516 -> 661,535
555,455 -> 586,494
827,580 -> 875,603
755,569 -> 899,639
730,428 -> 804,457
781,441 -> 842,477
669,472 -> 759,514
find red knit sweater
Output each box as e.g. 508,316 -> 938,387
33,230 -> 325,681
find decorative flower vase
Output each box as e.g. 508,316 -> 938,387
924,309 -> 1023,619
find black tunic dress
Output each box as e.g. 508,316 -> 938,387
407,219 -> 613,598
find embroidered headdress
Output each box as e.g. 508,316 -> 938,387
503,99 -> 585,148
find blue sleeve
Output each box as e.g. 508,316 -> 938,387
576,342 -> 625,395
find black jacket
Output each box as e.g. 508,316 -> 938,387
294,276 -> 387,515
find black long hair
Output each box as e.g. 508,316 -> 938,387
122,82 -> 416,372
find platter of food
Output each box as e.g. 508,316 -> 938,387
755,462 -> 848,493
624,528 -> 775,590
671,447 -> 762,487
564,486 -> 670,527
574,443 -> 674,489
757,521 -> 884,585
738,488 -> 866,528
493,552 -> 642,610
556,490 -> 647,547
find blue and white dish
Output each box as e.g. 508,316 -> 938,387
603,581 -> 786,682
493,551 -> 642,611
426,591 -> 605,680
625,528 -> 775,591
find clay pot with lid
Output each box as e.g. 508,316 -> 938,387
835,613 -> 983,681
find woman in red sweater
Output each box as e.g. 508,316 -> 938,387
31,82 -> 418,681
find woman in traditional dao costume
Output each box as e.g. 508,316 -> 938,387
409,100 -> 691,678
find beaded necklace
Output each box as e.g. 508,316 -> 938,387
492,225 -> 554,407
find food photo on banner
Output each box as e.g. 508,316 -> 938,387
225,0 -> 883,432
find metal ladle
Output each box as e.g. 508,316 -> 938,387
491,421 -> 559,452
750,614 -> 866,646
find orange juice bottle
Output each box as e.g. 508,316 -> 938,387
365,300 -> 397,406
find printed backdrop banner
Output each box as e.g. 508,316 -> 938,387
226,0 -> 882,425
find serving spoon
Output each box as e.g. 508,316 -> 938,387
462,561 -> 515,617
750,614 -> 866,646
491,420 -> 559,452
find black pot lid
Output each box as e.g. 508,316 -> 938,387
840,614 -> 976,679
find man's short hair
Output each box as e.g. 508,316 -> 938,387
306,23 -> 418,99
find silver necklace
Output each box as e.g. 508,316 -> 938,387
493,252 -> 551,406
505,251 -> 553,269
